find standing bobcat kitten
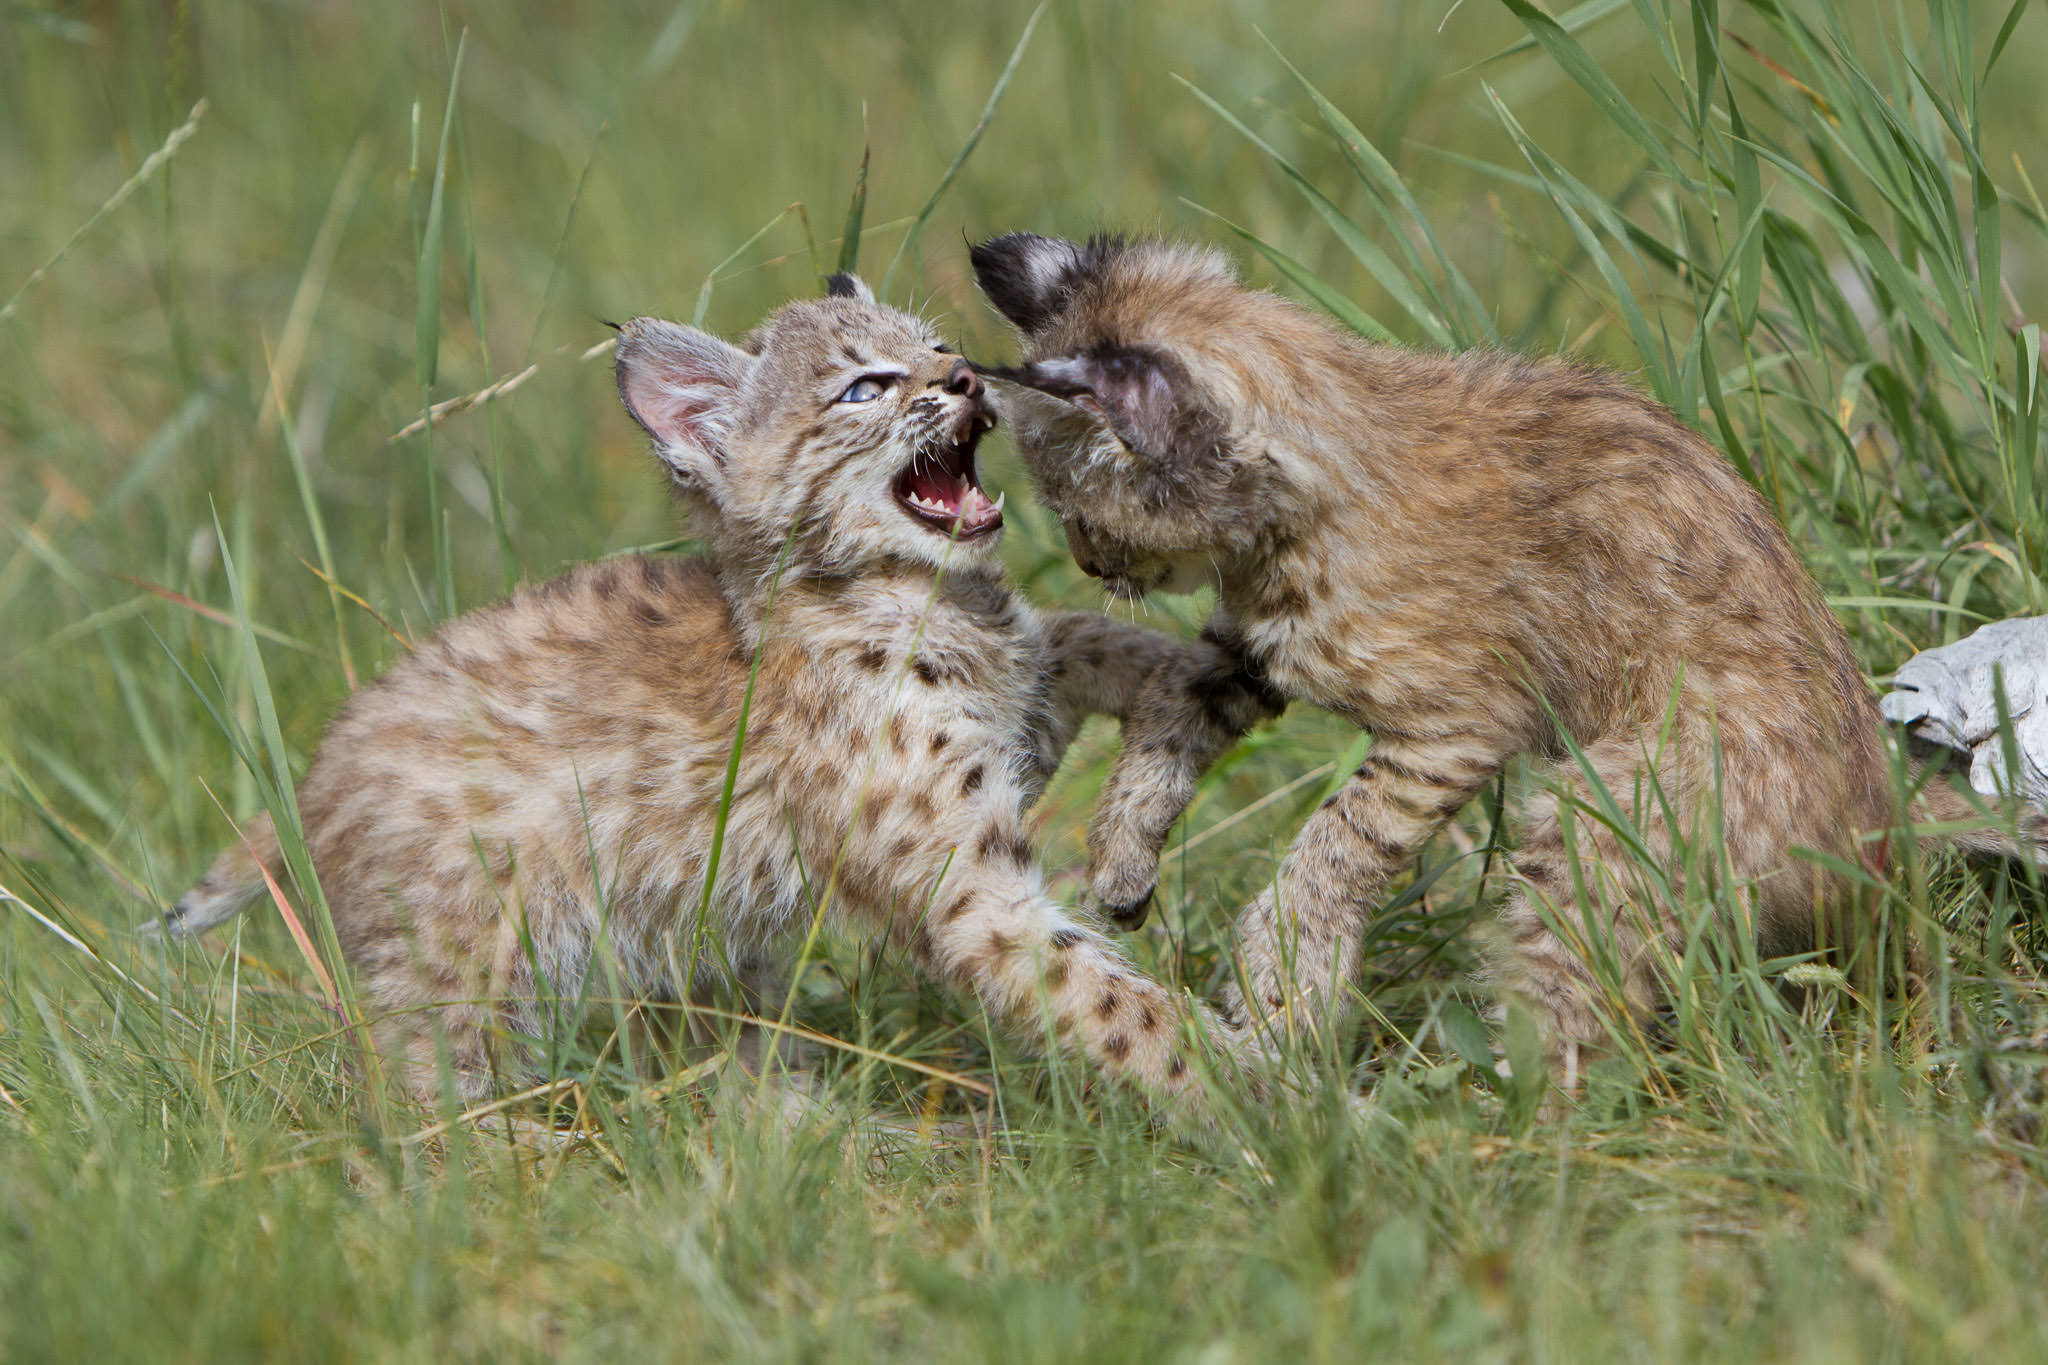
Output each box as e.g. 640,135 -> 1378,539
160,276 -> 1244,1112
970,232 -> 2044,1076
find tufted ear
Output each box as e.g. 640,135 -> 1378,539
823,272 -> 875,303
614,317 -> 756,496
969,232 -> 1123,336
985,344 -> 1218,464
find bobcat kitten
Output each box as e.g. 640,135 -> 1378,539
970,232 -> 2043,1076
161,276 -> 1240,1110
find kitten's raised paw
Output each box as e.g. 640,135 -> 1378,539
1089,849 -> 1159,929
1087,819 -> 1167,929
1095,882 -> 1155,931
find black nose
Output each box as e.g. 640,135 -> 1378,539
945,359 -> 983,398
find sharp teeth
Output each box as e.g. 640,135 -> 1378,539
992,490 -> 1006,513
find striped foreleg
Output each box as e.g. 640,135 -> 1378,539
1228,732 -> 1505,1038
908,870 -> 1260,1125
1087,623 -> 1286,928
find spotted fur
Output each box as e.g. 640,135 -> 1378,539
160,284 -> 1249,1114
972,233 -> 2047,1072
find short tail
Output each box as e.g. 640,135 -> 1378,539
1909,773 -> 2048,867
143,812 -> 282,939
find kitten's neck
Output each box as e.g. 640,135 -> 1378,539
715,556 -> 1014,645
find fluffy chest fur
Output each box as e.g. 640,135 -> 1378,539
712,571 -> 1061,936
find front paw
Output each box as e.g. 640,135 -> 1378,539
1094,881 -> 1156,932
1089,841 -> 1162,931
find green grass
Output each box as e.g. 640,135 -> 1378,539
5,0 -> 2048,1358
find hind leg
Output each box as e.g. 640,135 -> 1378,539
665,951 -> 811,1080
1491,738 -> 1699,1079
356,951 -> 507,1102
1493,854 -> 1667,1088
348,897 -> 535,1104
1492,707 -> 1853,1078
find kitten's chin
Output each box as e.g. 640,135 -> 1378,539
915,526 -> 1006,565
1097,571 -> 1151,602
1092,557 -> 1208,601
868,513 -> 1005,573
1158,558 -> 1220,596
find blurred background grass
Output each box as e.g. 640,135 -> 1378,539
6,1 -> 2048,1359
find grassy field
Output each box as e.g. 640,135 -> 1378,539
6,0 -> 2048,1358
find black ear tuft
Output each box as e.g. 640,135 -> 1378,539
970,233 -> 1124,335
824,272 -> 875,303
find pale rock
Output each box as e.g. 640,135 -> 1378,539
1880,615 -> 2048,807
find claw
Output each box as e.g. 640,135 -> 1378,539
1100,884 -> 1156,932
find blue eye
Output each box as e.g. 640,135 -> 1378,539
839,376 -> 891,404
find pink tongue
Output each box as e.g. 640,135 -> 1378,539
909,467 -> 961,511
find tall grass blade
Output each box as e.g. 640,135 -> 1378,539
1726,92 -> 1765,337
1176,75 -> 1454,347
413,31 -> 469,618
1180,200 -> 1398,342
681,531 -> 797,1006
1260,35 -> 1497,345
1,879 -> 169,1011
880,1 -> 1046,300
1483,85 -> 1679,405
0,99 -> 207,326
1984,0 -> 2035,78
1474,0 -> 1631,68
414,33 -> 467,393
692,203 -> 811,328
261,335 -> 356,687
1494,0 -> 1690,187
836,132 -> 870,278
255,138 -> 373,445
207,507 -> 367,1063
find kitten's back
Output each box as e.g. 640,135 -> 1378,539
160,556 -> 745,947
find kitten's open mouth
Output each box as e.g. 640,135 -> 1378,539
894,415 -> 1003,540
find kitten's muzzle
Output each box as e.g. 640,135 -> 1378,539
1064,517 -> 1107,578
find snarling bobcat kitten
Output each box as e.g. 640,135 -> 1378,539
159,276 -> 1244,1113
971,232 -> 2045,1076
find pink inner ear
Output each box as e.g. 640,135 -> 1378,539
616,322 -> 752,461
632,376 -> 726,452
